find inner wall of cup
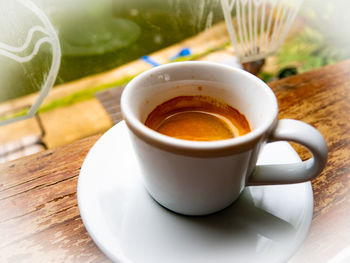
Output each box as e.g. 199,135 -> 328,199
129,65 -> 276,131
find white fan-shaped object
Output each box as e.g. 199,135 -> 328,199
0,0 -> 61,125
221,0 -> 303,63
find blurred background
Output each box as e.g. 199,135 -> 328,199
37,0 -> 350,83
0,0 -> 349,162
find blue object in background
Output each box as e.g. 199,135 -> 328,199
170,48 -> 191,61
141,56 -> 160,66
141,48 -> 192,67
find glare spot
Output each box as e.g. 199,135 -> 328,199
158,74 -> 170,81
154,34 -> 162,44
130,8 -> 139,16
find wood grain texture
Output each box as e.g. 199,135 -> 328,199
269,60 -> 350,263
0,60 -> 349,262
0,135 -> 110,263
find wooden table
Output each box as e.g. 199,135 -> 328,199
1,60 -> 349,262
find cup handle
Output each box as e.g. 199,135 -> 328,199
248,119 -> 328,186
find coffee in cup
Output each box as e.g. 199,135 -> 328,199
145,95 -> 251,141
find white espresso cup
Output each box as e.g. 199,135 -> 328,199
121,61 -> 327,216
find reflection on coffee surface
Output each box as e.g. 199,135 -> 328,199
145,95 -> 251,141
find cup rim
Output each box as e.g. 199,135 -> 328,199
121,61 -> 278,157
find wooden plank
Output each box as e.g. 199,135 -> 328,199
269,60 -> 350,262
95,87 -> 124,125
269,60 -> 350,217
0,135 -> 106,262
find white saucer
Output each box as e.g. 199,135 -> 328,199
78,121 -> 313,263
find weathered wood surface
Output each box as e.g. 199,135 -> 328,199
95,86 -> 124,125
274,60 -> 350,263
0,60 -> 349,262
0,135 -> 107,263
